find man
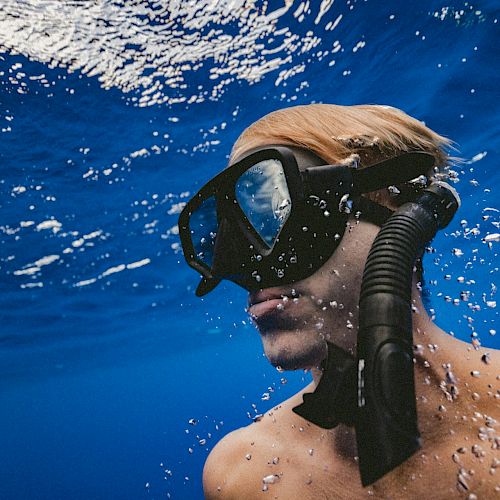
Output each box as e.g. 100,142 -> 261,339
180,105 -> 499,498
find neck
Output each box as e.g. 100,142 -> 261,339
312,276 -> 429,385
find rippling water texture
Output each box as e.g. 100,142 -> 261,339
0,1 -> 498,498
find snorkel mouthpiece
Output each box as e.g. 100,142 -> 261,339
293,181 -> 460,486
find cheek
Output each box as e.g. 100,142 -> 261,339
297,266 -> 343,304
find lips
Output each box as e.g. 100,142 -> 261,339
248,289 -> 288,308
247,289 -> 298,320
247,298 -> 284,319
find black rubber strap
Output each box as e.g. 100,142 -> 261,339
354,197 -> 394,227
352,152 -> 434,195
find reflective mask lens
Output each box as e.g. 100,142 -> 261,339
190,195 -> 218,266
235,159 -> 292,248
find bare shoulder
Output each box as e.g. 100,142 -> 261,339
203,386 -> 317,499
202,421 -> 273,499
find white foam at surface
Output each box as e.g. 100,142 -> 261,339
34,255 -> 60,267
71,230 -> 103,248
328,14 -> 343,31
315,0 -> 335,25
167,202 -> 186,215
13,254 -> 60,276
0,0 -> 342,105
20,282 -> 44,288
101,264 -> 126,278
75,278 -> 97,287
130,148 -> 150,159
14,266 -> 40,276
74,257 -> 152,287
83,230 -> 103,240
36,219 -> 62,232
72,238 -> 85,248
127,258 -> 151,270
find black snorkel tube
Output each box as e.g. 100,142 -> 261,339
293,181 -> 460,485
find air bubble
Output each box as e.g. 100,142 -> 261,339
251,271 -> 262,282
409,174 -> 428,186
484,233 -> 500,242
445,369 -> 457,384
415,342 -> 427,355
338,193 -> 352,214
262,474 -> 279,485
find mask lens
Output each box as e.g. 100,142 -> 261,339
190,195 -> 218,267
235,159 -> 292,248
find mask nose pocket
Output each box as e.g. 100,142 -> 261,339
211,217 -> 243,280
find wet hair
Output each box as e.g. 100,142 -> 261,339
230,104 -> 453,210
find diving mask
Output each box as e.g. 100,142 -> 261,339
178,146 -> 434,295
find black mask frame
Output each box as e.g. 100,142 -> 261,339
179,146 -> 435,296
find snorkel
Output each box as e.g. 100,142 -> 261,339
293,181 -> 460,485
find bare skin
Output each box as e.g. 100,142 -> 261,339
203,149 -> 500,499
203,303 -> 500,499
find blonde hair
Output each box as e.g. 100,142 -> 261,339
231,104 -> 453,209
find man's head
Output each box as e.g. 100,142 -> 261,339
232,104 -> 452,369
179,104 -> 453,370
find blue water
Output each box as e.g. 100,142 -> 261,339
0,1 -> 498,498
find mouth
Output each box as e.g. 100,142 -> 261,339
247,289 -> 299,320
247,298 -> 285,319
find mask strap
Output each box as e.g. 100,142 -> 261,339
353,197 -> 394,227
352,151 -> 434,193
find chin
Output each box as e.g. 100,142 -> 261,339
261,330 -> 327,370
